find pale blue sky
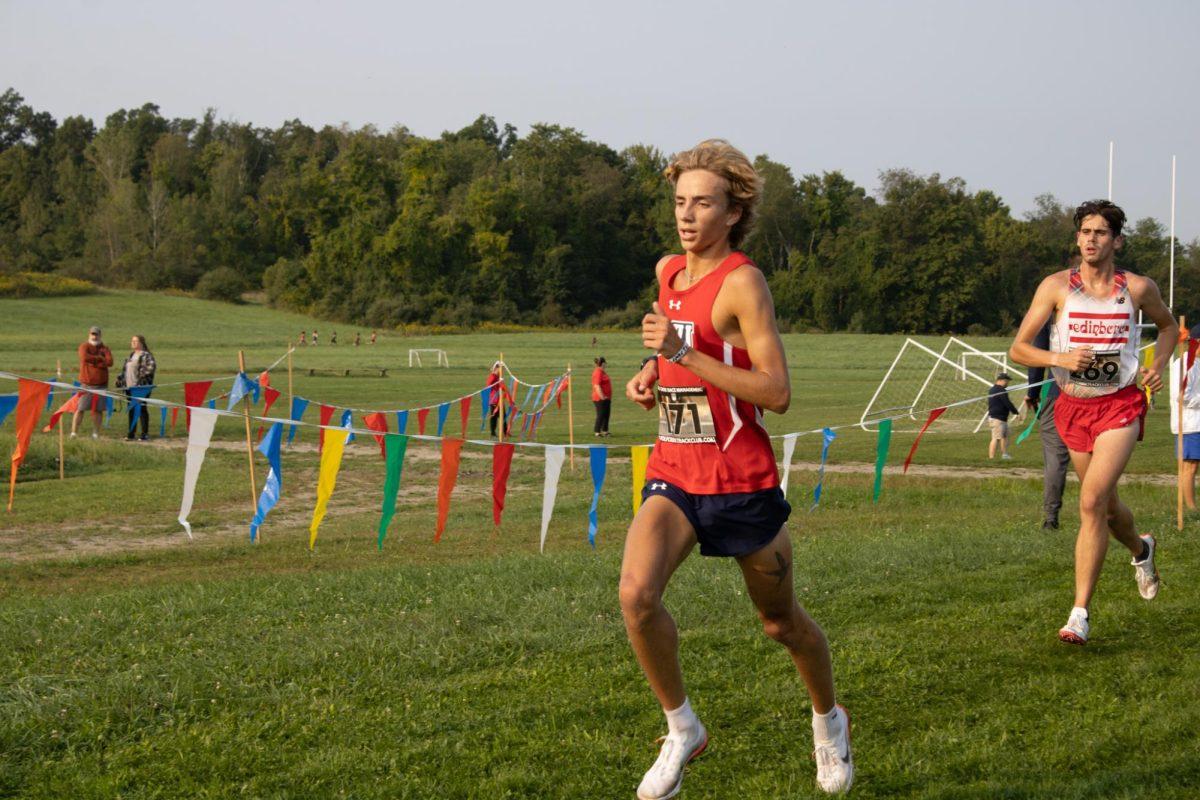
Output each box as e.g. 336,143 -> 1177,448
3,0 -> 1197,239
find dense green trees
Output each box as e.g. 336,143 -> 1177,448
2,88 -> 1196,332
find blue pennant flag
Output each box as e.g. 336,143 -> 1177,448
479,388 -> 490,430
811,427 -> 838,511
45,380 -> 55,411
227,372 -> 258,411
340,408 -> 356,443
159,405 -> 168,437
127,386 -> 153,434
506,377 -> 517,400
207,399 -> 216,410
436,402 -> 450,436
249,422 -> 284,542
395,409 -> 409,435
0,394 -> 17,428
104,395 -> 114,425
521,384 -> 537,412
587,446 -> 608,548
287,396 -> 309,444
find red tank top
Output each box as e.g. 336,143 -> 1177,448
645,252 -> 780,494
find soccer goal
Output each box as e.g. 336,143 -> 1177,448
861,337 -> 1018,433
408,349 -> 449,367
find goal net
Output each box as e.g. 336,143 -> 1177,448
861,337 -> 1019,433
408,349 -> 449,367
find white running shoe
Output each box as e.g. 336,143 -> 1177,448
1132,534 -> 1160,600
1058,607 -> 1089,645
636,723 -> 708,800
814,704 -> 854,794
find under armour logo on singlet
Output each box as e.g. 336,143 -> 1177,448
649,482 -> 667,491
668,300 -> 682,311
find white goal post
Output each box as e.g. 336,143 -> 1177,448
408,349 -> 449,367
958,351 -> 1011,380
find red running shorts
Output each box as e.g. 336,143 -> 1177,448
1053,384 -> 1147,454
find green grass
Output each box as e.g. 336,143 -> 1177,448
1,291 -> 1197,798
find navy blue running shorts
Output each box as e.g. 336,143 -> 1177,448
641,479 -> 791,558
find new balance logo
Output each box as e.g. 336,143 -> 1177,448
649,482 -> 668,491
668,299 -> 682,311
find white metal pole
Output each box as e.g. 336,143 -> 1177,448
1169,155 -> 1177,311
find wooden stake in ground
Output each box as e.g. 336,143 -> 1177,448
567,363 -> 575,470
286,343 -> 294,449
238,350 -> 259,530
56,359 -> 64,480
497,353 -> 505,444
1178,315 -> 1187,531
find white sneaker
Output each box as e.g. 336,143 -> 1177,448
1001,453 -> 1012,460
1132,534 -> 1160,600
814,704 -> 854,794
1058,607 -> 1089,645
91,432 -> 99,440
636,723 -> 708,800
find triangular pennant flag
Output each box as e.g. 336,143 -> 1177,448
903,407 -> 947,473
105,395 -> 114,425
555,376 -> 569,408
459,396 -> 472,438
434,438 -> 464,542
44,380 -> 55,411
287,396 -> 310,445
417,408 -> 430,436
492,442 -> 516,528
873,419 -> 892,503
178,406 -> 219,538
779,433 -> 799,498
436,402 -> 450,437
811,428 -> 837,511
41,392 -> 81,433
363,412 -> 389,458
127,386 -> 153,434
8,379 -> 52,511
258,371 -> 271,390
261,385 -> 282,417
249,422 -> 283,542
340,409 -> 356,444
587,446 -> 608,548
479,388 -> 490,431
521,384 -> 537,413
631,445 -> 651,515
1015,383 -> 1050,446
309,424 -> 351,549
159,404 -> 168,437
170,406 -> 179,434
377,433 -> 409,549
539,446 -> 567,552
206,399 -> 215,410
227,372 -> 257,411
0,395 -> 17,429
318,404 -> 336,453
396,410 -> 409,435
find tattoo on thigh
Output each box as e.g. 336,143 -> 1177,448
765,551 -> 790,587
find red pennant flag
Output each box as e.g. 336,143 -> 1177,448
362,412 -> 389,458
256,386 -> 283,442
183,381 -> 213,430
417,408 -> 430,435
1187,339 -> 1199,371
170,406 -> 179,434
434,437 -> 464,542
556,377 -> 569,408
492,442 -> 515,527
903,407 -> 948,474
459,396 -> 472,438
8,379 -> 52,511
42,392 -> 83,433
317,404 -> 336,453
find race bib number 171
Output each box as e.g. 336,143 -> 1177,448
657,386 -> 716,444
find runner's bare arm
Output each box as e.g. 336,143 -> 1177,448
1009,272 -> 1092,372
642,266 -> 790,414
1130,275 -> 1178,392
625,256 -> 674,409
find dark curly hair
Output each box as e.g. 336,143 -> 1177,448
1073,199 -> 1126,237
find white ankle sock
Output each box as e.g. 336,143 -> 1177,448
812,706 -> 843,742
665,697 -> 698,736
1072,606 -> 1088,619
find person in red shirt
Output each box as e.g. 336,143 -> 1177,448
72,325 -> 113,439
622,141 -> 852,798
591,356 -> 612,436
485,362 -> 510,437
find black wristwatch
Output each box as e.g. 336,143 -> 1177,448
640,355 -> 657,370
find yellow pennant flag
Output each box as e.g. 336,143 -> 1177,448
631,445 -> 651,515
309,427 -> 350,549
1143,346 -> 1154,405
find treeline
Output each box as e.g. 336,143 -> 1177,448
2,88 -> 1196,333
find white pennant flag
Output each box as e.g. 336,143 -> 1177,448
539,445 -> 566,553
178,407 -> 219,539
780,433 -> 798,498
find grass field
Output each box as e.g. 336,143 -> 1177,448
2,291 -> 1198,798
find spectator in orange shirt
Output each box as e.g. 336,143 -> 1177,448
72,325 -> 113,439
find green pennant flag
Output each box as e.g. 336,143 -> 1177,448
377,433 -> 410,549
873,418 -> 892,503
1015,382 -> 1051,446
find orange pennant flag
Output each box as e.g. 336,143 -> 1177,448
434,437 -> 464,541
9,379 -> 52,511
42,391 -> 83,433
362,412 -> 389,458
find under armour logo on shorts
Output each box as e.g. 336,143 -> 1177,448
668,300 -> 682,311
649,482 -> 667,491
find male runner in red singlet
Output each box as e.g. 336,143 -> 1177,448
621,140 -> 852,798
1010,199 -> 1177,645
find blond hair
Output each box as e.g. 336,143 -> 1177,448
663,139 -> 762,248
